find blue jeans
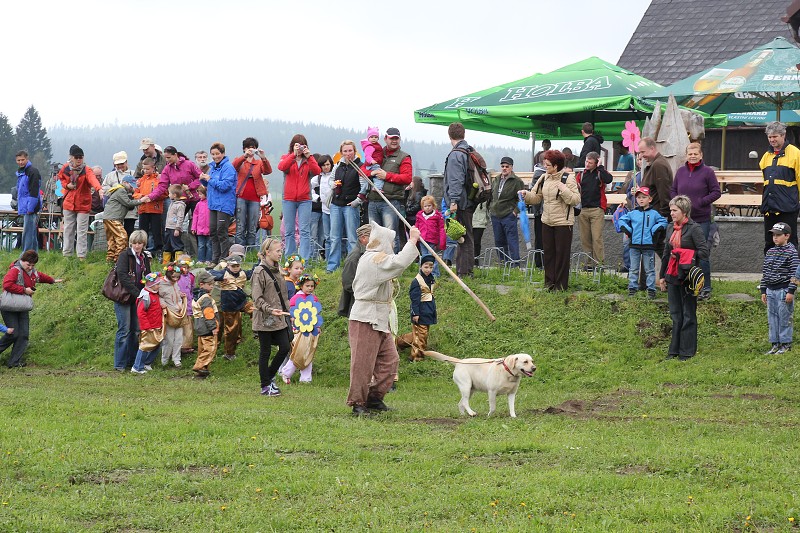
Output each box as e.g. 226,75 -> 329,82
327,203 -> 359,272
22,213 -> 39,251
698,221 -> 712,292
197,235 -> 211,263
622,234 -> 630,269
767,287 -> 794,344
628,248 -> 656,291
491,213 -> 520,263
368,199 -> 402,252
309,210 -> 328,258
114,302 -> 139,370
235,198 -> 260,246
282,199 -> 312,259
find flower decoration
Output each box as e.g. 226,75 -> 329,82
290,294 -> 323,336
163,262 -> 180,275
297,272 -> 320,287
176,256 -> 194,268
622,121 -> 641,153
283,254 -> 305,271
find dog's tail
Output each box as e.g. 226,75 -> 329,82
423,350 -> 462,364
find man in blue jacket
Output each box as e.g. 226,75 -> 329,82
15,150 -> 42,251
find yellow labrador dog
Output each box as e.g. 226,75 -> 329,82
424,351 -> 536,418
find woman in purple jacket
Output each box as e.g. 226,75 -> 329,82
670,143 -> 721,300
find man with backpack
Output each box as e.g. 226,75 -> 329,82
444,122 -> 476,277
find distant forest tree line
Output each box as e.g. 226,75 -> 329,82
1,109 -> 534,195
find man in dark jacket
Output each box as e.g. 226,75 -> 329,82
444,122 -> 475,277
639,137 -> 674,259
578,152 -> 613,264
490,156 -> 525,265
338,224 -> 371,317
578,122 -> 604,167
15,150 -> 42,251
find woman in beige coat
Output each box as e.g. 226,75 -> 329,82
521,150 -> 580,291
251,237 -> 291,397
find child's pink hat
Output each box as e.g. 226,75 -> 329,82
367,126 -> 380,138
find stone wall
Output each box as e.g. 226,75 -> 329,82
478,215 -> 765,273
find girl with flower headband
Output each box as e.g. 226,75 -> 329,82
159,262 -> 188,368
283,254 -> 305,299
176,255 -> 196,355
280,272 -> 322,384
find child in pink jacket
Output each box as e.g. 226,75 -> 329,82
191,185 -> 211,265
415,195 -> 445,277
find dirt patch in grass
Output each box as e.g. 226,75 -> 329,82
409,417 -> 463,428
662,383 -> 686,389
176,465 -> 218,476
740,393 -> 774,400
616,464 -> 653,475
542,389 -> 641,416
711,393 -> 735,399
70,468 -> 141,485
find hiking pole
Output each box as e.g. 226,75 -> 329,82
345,160 -> 495,322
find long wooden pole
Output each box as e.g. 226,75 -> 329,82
346,160 -> 496,322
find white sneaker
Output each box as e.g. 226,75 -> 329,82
143,365 -> 153,371
131,368 -> 147,374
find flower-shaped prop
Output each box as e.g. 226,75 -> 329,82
290,294 -> 323,336
622,121 -> 641,153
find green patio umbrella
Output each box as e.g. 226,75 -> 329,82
415,57 -> 725,140
649,37 -> 800,121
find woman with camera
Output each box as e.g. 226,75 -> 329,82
277,134 -> 321,260
0,250 -> 63,368
326,141 -> 362,273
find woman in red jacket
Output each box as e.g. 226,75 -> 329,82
0,250 -> 63,367
277,134 -> 320,260
58,144 -> 103,259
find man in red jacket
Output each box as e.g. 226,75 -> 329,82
58,144 -> 103,260
367,127 -> 413,252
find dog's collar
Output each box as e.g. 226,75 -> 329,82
500,359 -> 515,376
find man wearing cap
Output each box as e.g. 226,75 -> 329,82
14,150 -> 42,252
489,156 -> 525,266
443,122 -> 476,276
134,138 -> 166,179
57,145 -> 103,259
338,224 -> 371,317
760,121 -> 800,254
102,151 -> 139,235
578,151 -> 613,265
367,127 -> 413,252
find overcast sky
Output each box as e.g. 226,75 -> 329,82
6,0 -> 650,150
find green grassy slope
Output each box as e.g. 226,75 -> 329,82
0,251 -> 797,532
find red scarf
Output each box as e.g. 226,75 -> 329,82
687,161 -> 701,172
669,219 -> 685,249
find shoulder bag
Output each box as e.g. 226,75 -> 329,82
263,266 -> 294,342
102,265 -> 132,305
0,266 -> 35,312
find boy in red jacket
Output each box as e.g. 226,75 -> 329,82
131,272 -> 164,374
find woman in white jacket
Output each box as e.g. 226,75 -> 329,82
310,154 -> 334,261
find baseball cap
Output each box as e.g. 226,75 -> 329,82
769,222 -> 791,235
113,151 -> 128,165
634,186 -> 651,197
139,137 -> 155,150
385,127 -> 401,138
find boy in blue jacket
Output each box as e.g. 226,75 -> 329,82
395,255 -> 437,362
617,187 -> 667,298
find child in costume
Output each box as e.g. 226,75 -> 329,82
396,255 -> 437,361
131,272 -> 165,374
192,270 -> 219,377
176,256 -> 196,354
281,273 -> 323,384
284,254 -> 305,299
210,255 -> 254,361
163,184 -> 187,264
103,181 -> 147,263
353,126 -> 384,206
159,262 -> 187,368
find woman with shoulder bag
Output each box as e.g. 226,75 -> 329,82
251,237 -> 292,397
112,230 -> 151,371
0,250 -> 63,368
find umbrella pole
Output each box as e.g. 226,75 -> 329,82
721,126 -> 727,171
530,131 -> 536,169
345,160 -> 496,322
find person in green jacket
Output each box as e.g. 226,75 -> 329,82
490,157 -> 525,266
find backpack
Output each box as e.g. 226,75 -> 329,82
452,146 -> 491,205
551,174 -> 581,219
576,170 -> 608,211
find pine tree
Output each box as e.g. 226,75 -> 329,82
14,105 -> 53,165
0,113 -> 17,191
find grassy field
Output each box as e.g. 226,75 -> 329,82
0,251 -> 798,532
